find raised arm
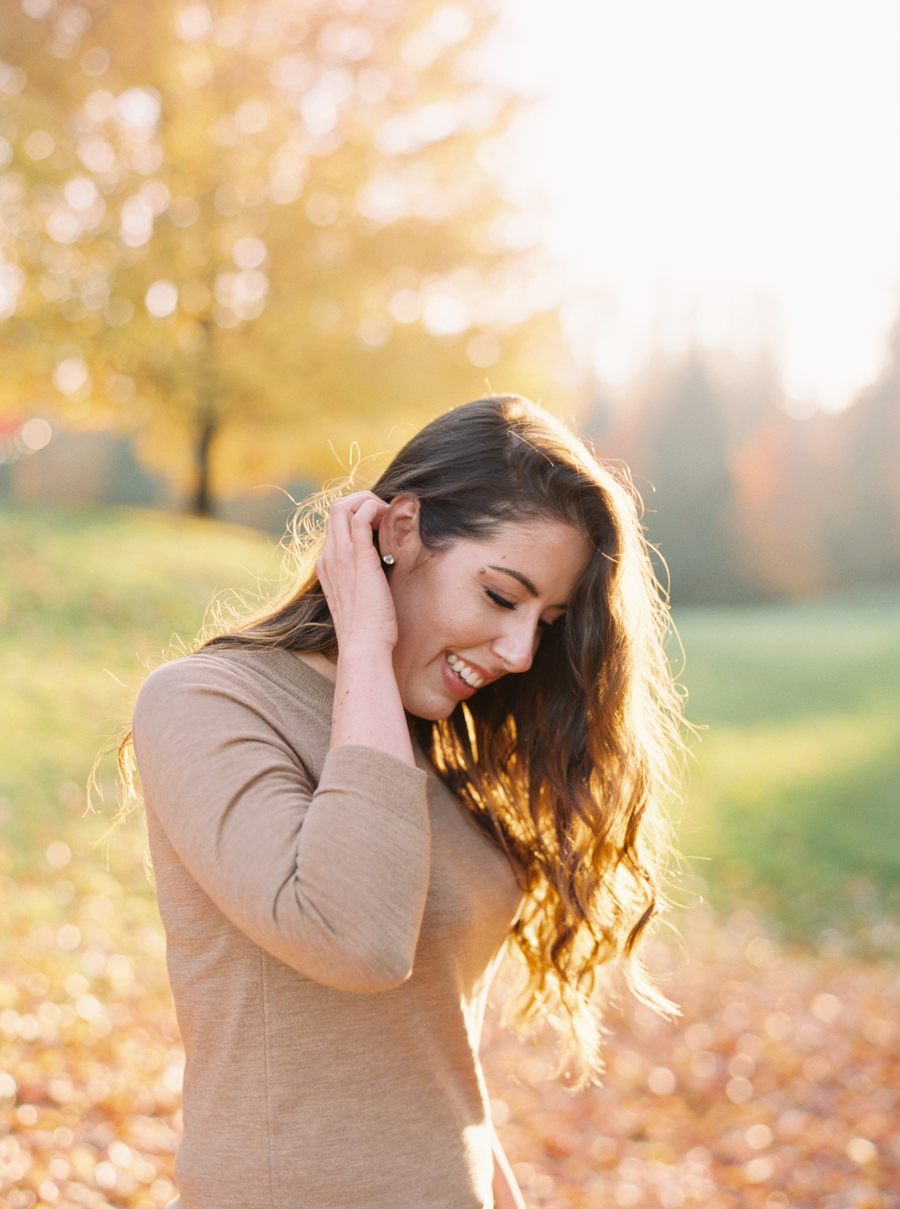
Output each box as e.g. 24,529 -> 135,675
315,491 -> 415,767
133,657 -> 430,994
132,492 -> 431,994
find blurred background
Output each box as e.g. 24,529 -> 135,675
1,2 -> 900,1206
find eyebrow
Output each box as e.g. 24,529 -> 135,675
485,565 -> 568,611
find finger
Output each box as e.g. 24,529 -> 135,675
325,498 -> 357,550
326,494 -> 385,547
348,497 -> 385,535
342,501 -> 388,558
346,490 -> 387,506
331,490 -> 387,514
346,501 -> 389,535
314,554 -> 331,597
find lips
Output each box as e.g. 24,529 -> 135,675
441,652 -> 494,700
446,651 -> 484,688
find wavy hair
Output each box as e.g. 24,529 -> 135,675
183,395 -> 685,1078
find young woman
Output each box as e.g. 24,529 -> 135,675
128,394 -> 683,1209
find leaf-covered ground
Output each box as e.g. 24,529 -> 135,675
484,911 -> 900,1209
2,847 -> 898,1209
2,507 -> 898,1208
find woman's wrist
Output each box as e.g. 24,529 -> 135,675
335,636 -> 396,666
330,639 -> 414,767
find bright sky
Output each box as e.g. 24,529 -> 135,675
490,0 -> 900,411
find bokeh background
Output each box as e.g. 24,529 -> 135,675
1,2 -> 899,1207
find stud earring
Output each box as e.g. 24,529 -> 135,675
382,553 -> 395,566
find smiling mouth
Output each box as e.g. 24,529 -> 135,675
447,652 -> 485,689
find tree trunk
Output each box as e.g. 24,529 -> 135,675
191,415 -> 217,517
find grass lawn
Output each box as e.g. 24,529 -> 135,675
674,595 -> 900,935
0,505 -> 280,879
1,503 -> 898,933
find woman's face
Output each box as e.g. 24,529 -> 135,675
382,506 -> 593,720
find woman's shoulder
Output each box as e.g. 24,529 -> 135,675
135,645 -> 334,718
136,645 -> 260,696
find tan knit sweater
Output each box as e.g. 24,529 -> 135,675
132,648 -> 523,1209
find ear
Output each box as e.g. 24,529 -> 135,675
378,494 -> 422,565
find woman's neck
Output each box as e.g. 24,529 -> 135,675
293,650 -> 338,684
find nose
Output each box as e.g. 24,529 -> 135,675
491,616 -> 539,675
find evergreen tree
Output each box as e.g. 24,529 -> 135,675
624,356 -> 747,604
830,320 -> 900,584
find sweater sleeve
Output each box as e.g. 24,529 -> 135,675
131,655 -> 431,994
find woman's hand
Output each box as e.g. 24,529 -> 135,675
316,492 -> 397,655
318,492 -> 416,767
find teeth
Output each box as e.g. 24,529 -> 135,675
447,653 -> 484,688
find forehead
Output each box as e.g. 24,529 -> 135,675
448,518 -> 592,593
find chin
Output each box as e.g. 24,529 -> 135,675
402,687 -> 459,723
406,701 -> 458,723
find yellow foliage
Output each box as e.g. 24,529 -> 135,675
0,0 -> 576,509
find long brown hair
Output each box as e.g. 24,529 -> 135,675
199,395 -> 685,1076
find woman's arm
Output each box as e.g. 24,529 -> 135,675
132,492 -> 430,994
492,1131 -> 527,1209
133,656 -> 430,993
316,492 -> 415,767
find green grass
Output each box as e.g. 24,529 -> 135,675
674,594 -> 900,932
1,504 -> 898,936
0,505 -> 279,881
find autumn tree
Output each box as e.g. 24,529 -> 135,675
0,0 -> 569,513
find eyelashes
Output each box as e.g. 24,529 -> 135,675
484,588 -> 555,630
484,588 -> 515,610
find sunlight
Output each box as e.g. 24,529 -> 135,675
493,0 -> 900,408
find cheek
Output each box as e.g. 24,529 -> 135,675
389,558 -> 482,663
390,578 -> 445,661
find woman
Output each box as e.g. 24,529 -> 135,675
128,395 -> 683,1209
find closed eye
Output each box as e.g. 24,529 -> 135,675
486,588 -> 558,631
